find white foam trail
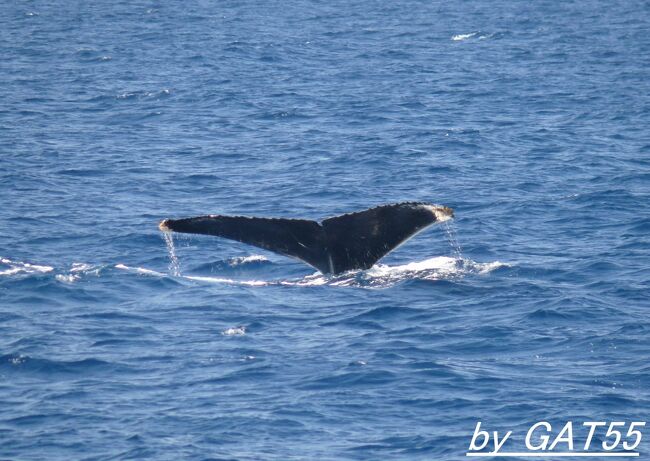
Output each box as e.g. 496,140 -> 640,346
0,267 -> 23,276
117,255 -> 508,289
184,275 -> 270,286
284,257 -> 509,288
115,264 -> 167,277
0,257 -> 54,276
229,255 -> 268,266
115,264 -> 269,285
452,32 -> 477,41
370,256 -> 458,274
475,260 -> 506,274
54,263 -> 104,283
70,262 -> 94,273
281,273 -> 330,287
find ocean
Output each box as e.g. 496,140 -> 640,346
1,1 -> 649,459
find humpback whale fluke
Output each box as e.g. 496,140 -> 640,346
159,202 -> 453,275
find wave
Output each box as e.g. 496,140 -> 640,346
0,353 -> 119,376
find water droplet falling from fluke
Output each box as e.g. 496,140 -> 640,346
161,227 -> 180,276
443,220 -> 464,263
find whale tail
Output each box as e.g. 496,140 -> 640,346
159,202 -> 453,274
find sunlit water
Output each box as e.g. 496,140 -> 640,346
1,0 -> 649,459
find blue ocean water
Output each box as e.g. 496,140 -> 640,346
1,0 -> 649,459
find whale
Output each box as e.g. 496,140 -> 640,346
159,202 -> 454,275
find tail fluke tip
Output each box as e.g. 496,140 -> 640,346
159,219 -> 171,232
423,205 -> 454,222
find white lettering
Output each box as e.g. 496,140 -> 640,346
493,430 -> 512,453
602,422 -> 626,450
623,422 -> 646,450
526,421 -> 552,450
549,421 -> 573,451
469,422 -> 489,451
583,421 -> 606,450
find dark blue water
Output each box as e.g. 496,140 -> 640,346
2,1 -> 649,459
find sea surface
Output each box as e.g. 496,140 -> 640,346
1,1 -> 649,460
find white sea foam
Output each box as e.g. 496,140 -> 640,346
115,263 -> 269,285
0,257 -> 54,276
56,274 -> 79,283
55,263 -> 103,283
452,32 -> 477,41
370,256 -> 458,275
70,263 -> 94,273
184,275 -> 270,286
9,354 -> 27,365
116,256 -> 508,289
0,267 -> 22,276
475,260 -> 506,274
0,258 -> 110,282
308,257 -> 506,288
222,326 -> 246,336
1,252 -> 506,289
115,264 -> 166,277
278,256 -> 508,288
314,257 -> 458,287
229,255 -> 268,266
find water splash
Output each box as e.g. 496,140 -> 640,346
116,256 -> 508,289
162,232 -> 181,276
222,326 -> 246,336
284,256 -> 507,288
443,221 -> 464,261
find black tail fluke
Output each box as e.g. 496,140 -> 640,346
160,215 -> 330,273
159,202 -> 453,274
321,202 -> 453,272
